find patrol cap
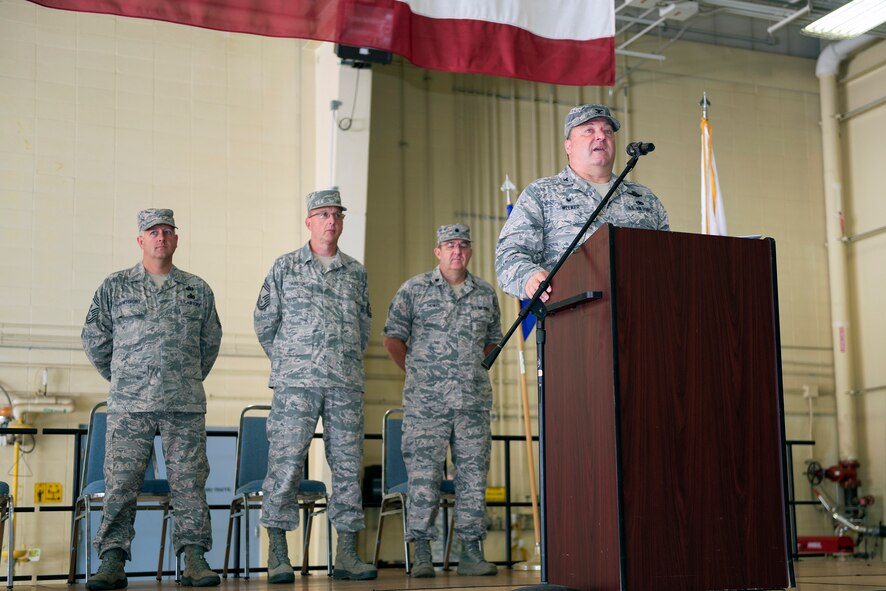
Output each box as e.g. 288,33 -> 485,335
436,223 -> 472,245
564,103 -> 621,138
306,189 -> 347,213
137,208 -> 177,232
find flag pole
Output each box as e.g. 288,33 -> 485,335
700,92 -> 728,236
700,92 -> 711,234
501,175 -> 542,572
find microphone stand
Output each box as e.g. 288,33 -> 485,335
483,146 -> 650,588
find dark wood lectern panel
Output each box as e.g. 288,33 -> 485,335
545,225 -> 790,591
545,231 -> 623,591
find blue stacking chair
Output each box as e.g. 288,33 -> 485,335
67,401 -> 173,584
0,481 -> 14,589
372,408 -> 455,573
222,404 -> 331,580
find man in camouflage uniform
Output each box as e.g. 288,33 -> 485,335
496,104 -> 669,301
383,224 -> 502,578
81,209 -> 223,590
254,189 -> 376,582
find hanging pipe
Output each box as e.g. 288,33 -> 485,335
11,396 -> 74,420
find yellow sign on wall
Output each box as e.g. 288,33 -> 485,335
486,486 -> 506,503
34,482 -> 63,504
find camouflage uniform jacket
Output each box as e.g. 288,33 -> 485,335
255,242 -> 371,391
81,263 -> 222,413
384,267 -> 502,412
495,165 -> 669,298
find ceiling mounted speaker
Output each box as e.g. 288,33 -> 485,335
335,44 -> 392,67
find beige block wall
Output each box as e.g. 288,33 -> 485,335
0,0 -> 316,576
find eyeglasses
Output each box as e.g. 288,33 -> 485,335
309,211 -> 345,221
439,241 -> 472,251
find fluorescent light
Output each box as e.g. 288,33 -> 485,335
802,0 -> 886,40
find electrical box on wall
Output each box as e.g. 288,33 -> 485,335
802,384 -> 820,398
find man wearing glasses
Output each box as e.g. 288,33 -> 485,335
383,224 -> 502,578
254,190 -> 375,582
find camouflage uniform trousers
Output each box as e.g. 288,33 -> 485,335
402,408 -> 491,542
260,386 -> 366,532
94,411 -> 211,559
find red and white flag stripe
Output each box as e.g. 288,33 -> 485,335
338,0 -> 614,85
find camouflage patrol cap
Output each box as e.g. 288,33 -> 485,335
306,189 -> 347,213
564,103 -> 621,138
137,208 -> 177,232
436,223 -> 472,245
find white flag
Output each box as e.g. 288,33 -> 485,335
701,116 -> 727,235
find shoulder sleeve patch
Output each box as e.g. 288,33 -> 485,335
85,293 -> 100,324
256,279 -> 271,310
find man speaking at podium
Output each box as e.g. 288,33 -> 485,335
495,104 -> 669,302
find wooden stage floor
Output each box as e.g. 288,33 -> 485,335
18,558 -> 886,591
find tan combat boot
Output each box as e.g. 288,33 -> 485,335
266,527 -> 295,584
411,539 -> 435,578
457,539 -> 497,576
333,532 -> 377,580
86,548 -> 127,591
181,545 -> 220,587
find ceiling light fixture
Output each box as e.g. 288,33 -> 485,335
802,0 -> 886,40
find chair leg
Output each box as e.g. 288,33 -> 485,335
168,513 -> 181,583
0,509 -> 6,589
325,502 -> 333,576
400,500 -> 410,574
301,502 -> 315,576
372,500 -> 386,567
243,496 -> 251,581
67,500 -> 82,584
3,496 -> 13,589
443,508 -> 455,571
222,501 -> 237,579
157,502 -> 169,581
0,511 -> 5,588
84,501 -> 92,583
232,505 -> 242,579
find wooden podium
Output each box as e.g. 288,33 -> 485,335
544,225 -> 792,591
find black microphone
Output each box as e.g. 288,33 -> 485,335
626,142 -> 655,156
